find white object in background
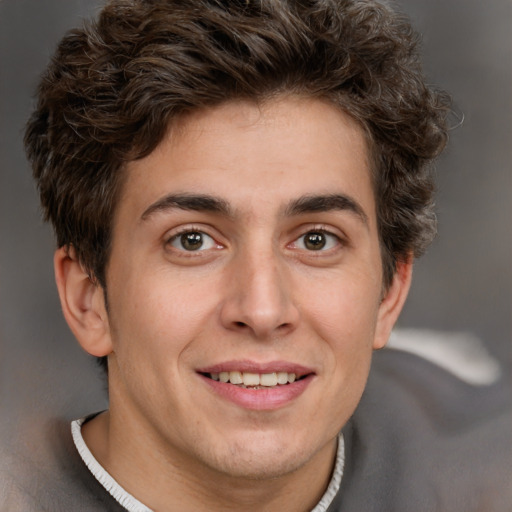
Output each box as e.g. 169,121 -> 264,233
387,328 -> 502,386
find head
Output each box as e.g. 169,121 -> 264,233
26,0 -> 449,288
25,0 -> 449,489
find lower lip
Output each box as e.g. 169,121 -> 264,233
199,374 -> 314,411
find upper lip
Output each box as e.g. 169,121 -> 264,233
196,359 -> 315,377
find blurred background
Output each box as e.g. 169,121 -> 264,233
0,0 -> 510,504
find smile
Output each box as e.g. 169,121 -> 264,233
207,371 -> 299,387
197,362 -> 315,410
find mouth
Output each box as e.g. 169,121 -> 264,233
197,362 -> 315,410
201,371 -> 306,389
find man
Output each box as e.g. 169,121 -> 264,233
23,0 -> 511,510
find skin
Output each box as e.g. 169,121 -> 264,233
55,97 -> 412,511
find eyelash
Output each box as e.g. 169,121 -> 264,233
289,228 -> 343,253
164,225 -> 345,256
166,226 -> 222,253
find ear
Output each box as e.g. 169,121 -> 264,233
373,258 -> 413,350
54,246 -> 113,357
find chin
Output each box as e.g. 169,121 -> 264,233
213,452 -> 308,481
202,431 -> 323,481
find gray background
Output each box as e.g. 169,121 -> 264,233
0,0 -> 510,502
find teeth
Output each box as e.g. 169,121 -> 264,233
260,373 -> 278,386
277,372 -> 288,385
229,371 -> 243,385
209,371 -> 300,387
243,372 -> 260,386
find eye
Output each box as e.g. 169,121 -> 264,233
168,231 -> 218,251
293,230 -> 340,251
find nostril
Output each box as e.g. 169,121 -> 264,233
234,321 -> 247,328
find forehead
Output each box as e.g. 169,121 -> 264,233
116,96 -> 375,225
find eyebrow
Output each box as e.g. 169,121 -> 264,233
284,194 -> 369,226
140,191 -> 368,226
140,193 -> 233,221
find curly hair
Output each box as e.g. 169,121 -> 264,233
25,0 -> 450,299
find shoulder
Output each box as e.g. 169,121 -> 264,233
1,415 -> 127,512
330,333 -> 512,512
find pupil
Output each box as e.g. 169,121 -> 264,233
305,232 -> 326,250
181,232 -> 203,250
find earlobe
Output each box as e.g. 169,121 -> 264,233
54,246 -> 113,357
373,258 -> 413,350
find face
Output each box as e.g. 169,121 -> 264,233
99,97 -> 407,481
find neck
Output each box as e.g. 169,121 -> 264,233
82,408 -> 339,512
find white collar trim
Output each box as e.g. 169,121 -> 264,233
71,418 -> 152,512
311,432 -> 345,512
71,418 -> 344,512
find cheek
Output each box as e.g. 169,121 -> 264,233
108,270 -> 220,362
300,268 -> 381,399
302,269 -> 381,341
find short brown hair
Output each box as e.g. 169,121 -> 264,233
25,0 -> 449,292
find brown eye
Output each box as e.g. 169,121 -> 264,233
304,232 -> 327,250
170,231 -> 216,251
292,230 -> 340,252
181,232 -> 203,250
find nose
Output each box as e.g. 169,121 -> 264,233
219,247 -> 300,340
